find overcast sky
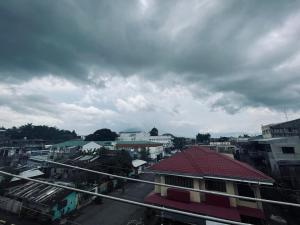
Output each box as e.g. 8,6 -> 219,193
0,0 -> 300,137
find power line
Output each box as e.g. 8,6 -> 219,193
0,170 -> 251,225
35,158 -> 300,208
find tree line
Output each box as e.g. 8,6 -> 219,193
1,123 -> 78,143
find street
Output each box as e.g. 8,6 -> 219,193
71,173 -> 155,225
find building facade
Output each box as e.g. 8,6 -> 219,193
118,131 -> 174,148
144,147 -> 273,225
237,136 -> 300,191
262,118 -> 300,138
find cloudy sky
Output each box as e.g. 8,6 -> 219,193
0,0 -> 300,137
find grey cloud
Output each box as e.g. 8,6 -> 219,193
0,0 -> 300,112
0,93 -> 57,115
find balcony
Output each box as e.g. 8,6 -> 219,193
145,192 -> 265,222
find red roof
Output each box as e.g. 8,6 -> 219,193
144,193 -> 265,221
149,146 -> 273,183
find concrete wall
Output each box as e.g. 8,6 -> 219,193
149,146 -> 164,159
226,181 -> 237,207
52,192 -> 78,221
268,137 -> 300,161
154,175 -> 161,193
160,176 -> 167,196
190,179 -> 200,203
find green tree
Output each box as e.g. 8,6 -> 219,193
196,133 -> 211,144
140,148 -> 150,161
219,136 -> 229,142
149,127 -> 158,136
85,128 -> 118,141
173,137 -> 186,149
4,123 -> 78,143
97,146 -> 109,155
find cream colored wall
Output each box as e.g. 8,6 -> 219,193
154,175 -> 161,193
225,181 -> 237,207
190,179 -> 200,203
160,176 -> 167,196
238,200 -> 258,208
156,175 -> 263,211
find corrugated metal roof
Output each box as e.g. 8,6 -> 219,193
132,159 -> 147,168
116,140 -> 162,145
9,181 -> 72,205
52,140 -> 87,148
53,140 -> 114,148
11,169 -> 44,182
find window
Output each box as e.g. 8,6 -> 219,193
282,147 -> 295,154
205,179 -> 226,192
165,175 -> 193,188
237,183 -> 255,198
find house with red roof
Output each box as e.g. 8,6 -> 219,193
144,146 -> 274,225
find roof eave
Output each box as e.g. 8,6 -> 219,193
148,170 -> 274,186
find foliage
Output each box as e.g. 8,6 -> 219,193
196,133 -> 211,144
102,150 -> 132,176
85,128 -> 118,141
173,137 -> 186,149
219,136 -> 230,142
96,146 -> 110,155
140,148 -> 150,161
149,127 -> 158,136
4,123 -> 77,143
238,134 -> 250,138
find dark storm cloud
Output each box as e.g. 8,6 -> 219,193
1,0 -> 300,112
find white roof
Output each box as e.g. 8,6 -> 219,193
82,141 -> 102,152
132,159 -> 147,168
11,169 -> 44,182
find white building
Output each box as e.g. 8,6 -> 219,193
118,131 -> 173,148
118,131 -> 148,141
148,135 -> 174,148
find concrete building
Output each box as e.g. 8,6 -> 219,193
118,131 -> 148,141
148,135 -> 174,148
237,136 -> 300,191
262,118 -> 300,138
144,146 -> 273,225
118,131 -> 174,148
131,159 -> 147,176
